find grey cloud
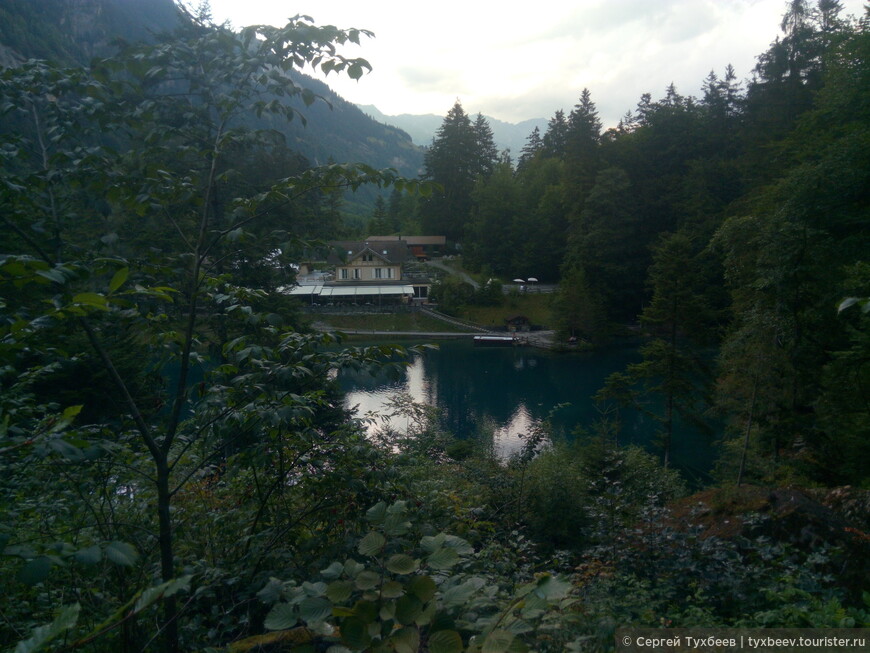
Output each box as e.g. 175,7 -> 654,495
397,65 -> 464,93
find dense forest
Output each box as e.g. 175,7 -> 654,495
0,1 -> 868,652
415,0 -> 870,486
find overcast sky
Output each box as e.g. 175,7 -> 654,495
204,0 -> 866,127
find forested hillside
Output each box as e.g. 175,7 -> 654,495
0,0 -> 183,64
358,103 -> 548,154
0,0 -> 423,219
0,1 -> 867,652
420,1 -> 869,487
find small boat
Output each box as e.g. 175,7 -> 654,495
473,335 -> 518,347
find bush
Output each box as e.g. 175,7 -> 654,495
519,440 -> 686,550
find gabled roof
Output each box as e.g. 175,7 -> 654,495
366,235 -> 446,246
326,241 -> 409,265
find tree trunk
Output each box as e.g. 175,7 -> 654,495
737,373 -> 759,486
156,458 -> 179,652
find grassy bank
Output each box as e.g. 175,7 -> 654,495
312,293 -> 554,334
311,312 -> 470,333
454,293 -> 554,329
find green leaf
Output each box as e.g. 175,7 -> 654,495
520,591 -> 547,618
383,512 -> 411,537
264,602 -> 297,630
381,580 -> 405,598
35,268 -> 66,284
133,576 -> 192,613
105,541 -> 138,566
838,297 -> 859,312
108,267 -> 129,293
48,438 -> 83,461
18,556 -> 52,585
325,580 -> 354,603
532,574 -> 572,600
339,616 -> 371,650
321,561 -> 345,580
390,626 -> 420,653
428,629 -> 463,653
61,404 -> 83,420
420,533 -> 446,553
442,578 -> 484,608
482,629 -> 515,653
444,535 -> 473,555
395,594 -> 422,625
351,599 -> 378,623
71,292 -> 109,310
354,570 -> 380,591
365,502 -> 387,524
344,559 -> 365,577
415,599 -> 437,626
357,531 -> 385,557
299,596 -> 332,624
407,575 -> 437,602
13,603 -> 80,653
426,547 -> 460,570
386,554 -> 419,575
74,545 -> 102,565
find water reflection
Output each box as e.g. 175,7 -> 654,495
340,340 -> 630,457
338,340 -> 716,477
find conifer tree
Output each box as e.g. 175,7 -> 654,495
614,232 -> 715,467
542,109 -> 568,157
420,101 -> 497,242
564,88 -> 602,212
517,126 -> 543,172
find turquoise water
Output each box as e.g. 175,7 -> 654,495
337,339 -> 716,481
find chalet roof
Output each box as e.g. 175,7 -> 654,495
366,235 -> 446,246
326,241 -> 409,265
288,284 -> 415,297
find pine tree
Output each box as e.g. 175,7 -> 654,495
563,167 -> 645,323
420,101 -> 491,241
564,88 -> 602,212
542,109 -> 568,158
517,126 -> 543,172
368,195 -> 389,235
622,232 -> 715,467
472,112 -> 499,179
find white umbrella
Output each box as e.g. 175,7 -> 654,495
527,277 -> 538,282
513,278 -> 525,283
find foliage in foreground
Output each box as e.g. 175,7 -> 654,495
2,3 -> 868,651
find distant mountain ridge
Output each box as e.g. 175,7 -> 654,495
0,0 -> 424,183
358,104 -> 547,156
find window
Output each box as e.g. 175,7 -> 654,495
340,268 -> 349,280
375,268 -> 383,279
353,268 -> 361,280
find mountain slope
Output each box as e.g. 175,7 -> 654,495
359,104 -> 547,156
0,0 -> 424,181
0,0 -> 183,65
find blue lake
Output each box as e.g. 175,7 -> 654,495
338,339 -> 716,483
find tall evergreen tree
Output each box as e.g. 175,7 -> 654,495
714,12 -> 869,484
367,195 -> 389,234
420,101 -> 494,242
541,109 -> 568,158
472,112 -> 499,179
563,167 -> 644,323
607,231 -> 715,467
464,158 -> 519,275
564,88 -> 602,212
517,126 -> 543,172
